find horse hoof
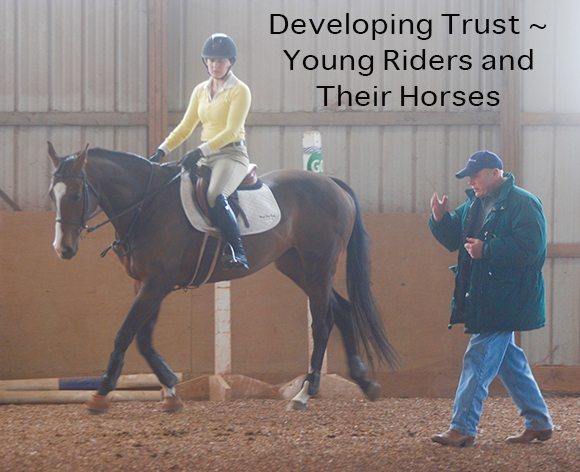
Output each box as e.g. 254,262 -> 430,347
364,381 -> 381,401
288,400 -> 308,411
161,394 -> 185,413
86,394 -> 110,415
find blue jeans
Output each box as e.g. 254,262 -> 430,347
450,332 -> 552,437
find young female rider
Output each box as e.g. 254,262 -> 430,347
150,33 -> 251,270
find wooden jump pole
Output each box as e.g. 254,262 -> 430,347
0,373 -> 182,391
0,390 -> 162,405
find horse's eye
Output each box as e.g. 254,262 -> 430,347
72,193 -> 81,202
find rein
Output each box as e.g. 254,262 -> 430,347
96,166 -> 183,258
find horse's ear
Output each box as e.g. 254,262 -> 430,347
47,141 -> 61,169
72,143 -> 90,174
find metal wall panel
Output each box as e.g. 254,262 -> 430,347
17,0 -> 49,112
0,127 -> 15,211
521,124 -> 580,366
522,0 -> 580,114
84,0 -> 117,112
2,0 -> 575,211
16,127 -> 52,211
382,1 -> 419,113
0,0 -> 149,210
0,0 -> 16,112
551,260 -> 580,364
163,0 -> 506,212
50,0 -> 83,112
250,0 -> 283,113
117,0 -> 149,113
551,1 -> 580,113
520,0 -> 580,364
382,126 -> 415,213
280,0 -> 314,112
522,0 -> 557,113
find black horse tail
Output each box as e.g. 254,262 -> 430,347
331,178 -> 401,371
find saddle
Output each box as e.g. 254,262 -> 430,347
178,164 -> 280,290
194,164 -> 260,223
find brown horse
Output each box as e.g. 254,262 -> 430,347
47,142 -> 399,414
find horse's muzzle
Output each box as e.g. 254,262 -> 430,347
59,246 -> 77,259
54,243 -> 77,260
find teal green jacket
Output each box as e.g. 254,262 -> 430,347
429,174 -> 546,333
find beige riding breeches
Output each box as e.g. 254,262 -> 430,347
199,145 -> 250,207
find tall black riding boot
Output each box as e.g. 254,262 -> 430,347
209,194 -> 249,270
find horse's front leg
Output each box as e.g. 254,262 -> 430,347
86,283 -> 169,415
135,310 -> 184,413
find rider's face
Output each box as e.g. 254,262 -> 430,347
206,58 -> 231,79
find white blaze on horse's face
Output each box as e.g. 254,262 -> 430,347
50,180 -> 81,260
47,142 -> 90,260
51,181 -> 68,258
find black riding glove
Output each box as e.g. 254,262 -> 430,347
180,148 -> 204,171
149,149 -> 165,163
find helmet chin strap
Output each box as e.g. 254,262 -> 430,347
216,68 -> 231,81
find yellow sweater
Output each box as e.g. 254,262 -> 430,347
161,74 -> 251,155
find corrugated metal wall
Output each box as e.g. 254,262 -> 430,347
165,0 -> 503,213
520,0 -> 580,365
1,0 -> 579,366
0,0 -> 149,211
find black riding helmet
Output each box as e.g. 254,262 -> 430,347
201,33 -> 237,66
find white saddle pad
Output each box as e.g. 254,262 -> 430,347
179,171 -> 281,235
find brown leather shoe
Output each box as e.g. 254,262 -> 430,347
506,428 -> 552,444
431,428 -> 475,447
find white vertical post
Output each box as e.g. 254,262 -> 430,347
214,280 -> 231,375
302,131 -> 327,374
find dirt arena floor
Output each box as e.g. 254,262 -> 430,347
1,394 -> 579,471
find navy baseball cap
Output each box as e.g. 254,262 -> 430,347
455,151 -> 503,179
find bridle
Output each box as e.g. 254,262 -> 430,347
53,168 -> 97,231
53,159 -> 182,257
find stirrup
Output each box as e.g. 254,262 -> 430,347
221,243 -> 249,270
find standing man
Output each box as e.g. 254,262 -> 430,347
429,150 -> 553,447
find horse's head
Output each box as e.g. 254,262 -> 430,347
48,142 -> 96,259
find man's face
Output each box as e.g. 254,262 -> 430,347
467,168 -> 498,198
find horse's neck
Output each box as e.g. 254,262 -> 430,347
87,155 -> 150,234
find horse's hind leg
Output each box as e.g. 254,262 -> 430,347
136,311 -> 184,413
275,250 -> 334,411
289,291 -> 334,411
332,290 -> 380,400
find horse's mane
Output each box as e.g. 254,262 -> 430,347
87,148 -> 179,176
88,148 -> 149,164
